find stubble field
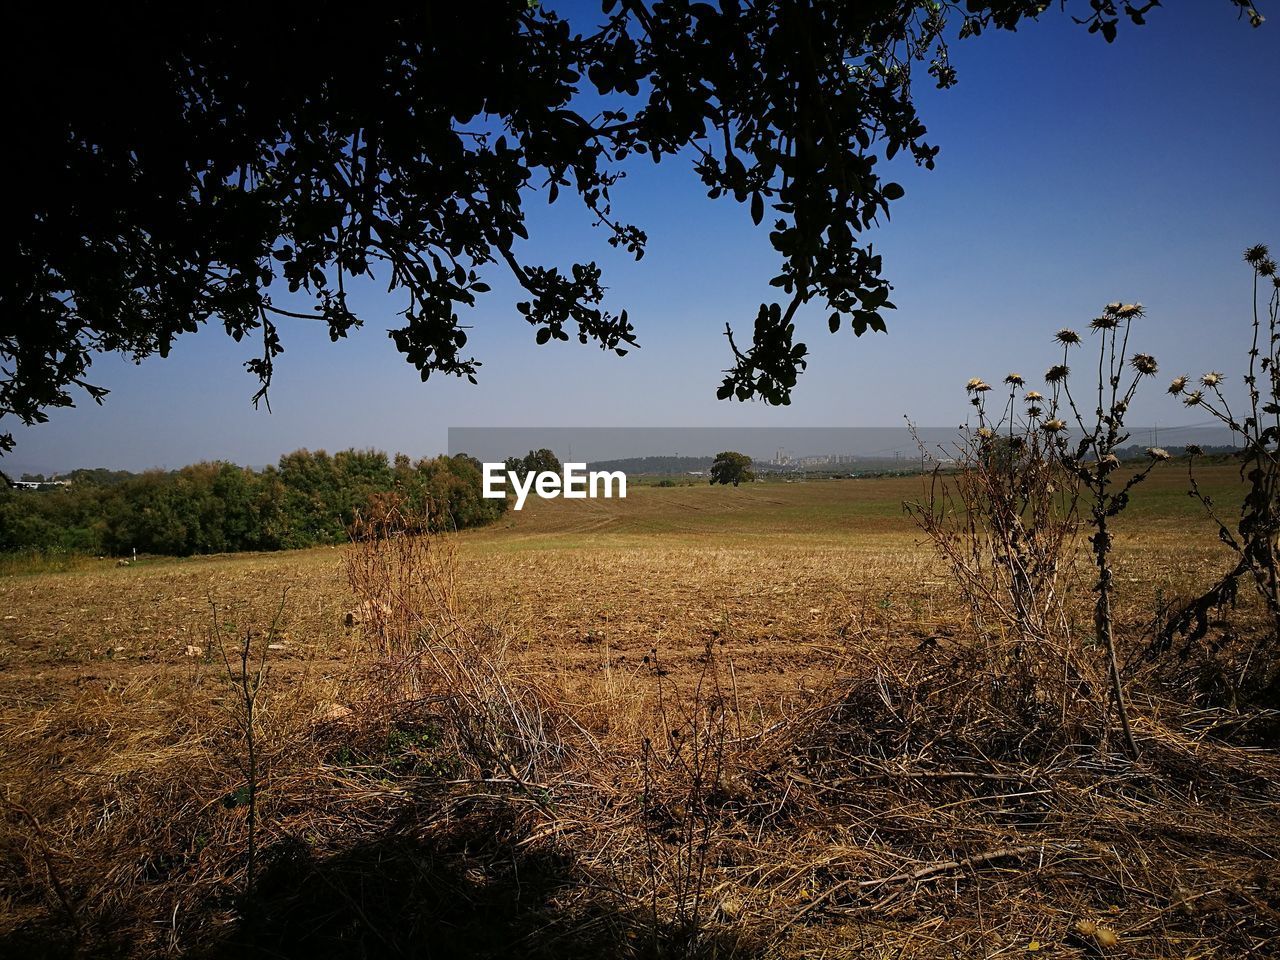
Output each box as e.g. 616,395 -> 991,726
0,471 -> 1236,705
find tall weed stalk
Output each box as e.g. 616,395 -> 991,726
1160,245 -> 1280,684
209,590 -> 287,896
1054,303 -> 1165,758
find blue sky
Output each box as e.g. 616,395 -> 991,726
10,4 -> 1280,474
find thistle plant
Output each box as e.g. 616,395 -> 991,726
910,302 -> 1162,760
964,372 -> 1079,646
1159,244 -> 1280,670
908,368 -> 1084,731
1055,302 -> 1164,760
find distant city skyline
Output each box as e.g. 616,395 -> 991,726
7,5 -> 1278,476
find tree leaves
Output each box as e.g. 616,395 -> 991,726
0,0 -> 1244,447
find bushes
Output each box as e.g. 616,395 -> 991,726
0,449 -> 506,558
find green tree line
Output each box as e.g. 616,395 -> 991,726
0,450 -> 506,557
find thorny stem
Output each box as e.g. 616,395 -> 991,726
1170,261 -> 1280,650
1091,505 -> 1139,759
1063,315 -> 1143,759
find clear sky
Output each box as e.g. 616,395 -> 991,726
9,4 -> 1280,475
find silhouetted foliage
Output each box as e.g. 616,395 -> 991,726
709,451 -> 754,486
1,2 -> 1262,450
0,450 -> 505,557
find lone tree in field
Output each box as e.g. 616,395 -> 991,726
710,451 -> 754,487
0,2 -> 1264,450
504,448 -> 563,480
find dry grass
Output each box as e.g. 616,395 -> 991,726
0,468 -> 1277,957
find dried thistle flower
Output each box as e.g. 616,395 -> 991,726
1091,315 -> 1120,331
1024,390 -> 1044,402
1147,447 -> 1171,461
1045,364 -> 1069,383
1042,418 -> 1066,433
1201,371 -> 1224,387
1168,375 -> 1188,395
976,427 -> 994,440
1099,454 -> 1120,472
1258,257 -> 1277,278
1245,243 -> 1271,265
966,377 -> 991,393
1055,328 -> 1081,346
1130,353 -> 1158,376
1185,443 -> 1203,456
1074,918 -> 1119,948
1004,373 -> 1025,387
1115,303 -> 1143,319
1184,390 -> 1204,406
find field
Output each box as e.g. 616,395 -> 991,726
2,466 -> 1278,958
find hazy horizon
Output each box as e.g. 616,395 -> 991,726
7,421 -> 1242,478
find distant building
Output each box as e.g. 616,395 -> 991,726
11,478 -> 71,490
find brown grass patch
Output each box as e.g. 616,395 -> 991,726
0,472 -> 1276,957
